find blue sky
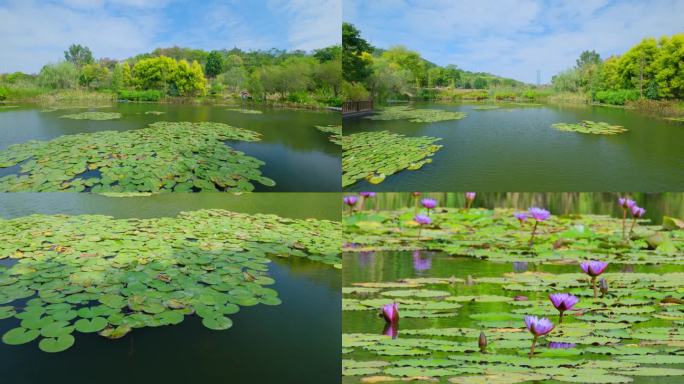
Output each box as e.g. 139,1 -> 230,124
0,0 -> 341,73
344,0 -> 684,84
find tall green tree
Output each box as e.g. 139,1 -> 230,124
342,22 -> 373,83
64,44 -> 94,68
205,51 -> 224,78
654,34 -> 684,99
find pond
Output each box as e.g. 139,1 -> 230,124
342,194 -> 684,383
343,102 -> 684,191
0,193 -> 341,384
0,103 -> 341,192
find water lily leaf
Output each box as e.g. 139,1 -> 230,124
39,335 -> 75,353
2,327 -> 40,345
74,317 -> 108,333
202,315 -> 233,330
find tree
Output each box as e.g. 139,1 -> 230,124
79,63 -> 110,89
617,38 -> 658,97
342,22 -> 373,83
64,44 -> 94,68
313,46 -> 342,62
381,46 -> 426,87
576,50 -> 601,70
551,68 -> 581,92
132,56 -> 178,92
219,67 -> 248,91
173,60 -> 206,96
37,62 -> 79,89
654,34 -> 684,99
205,51 -> 224,78
313,59 -> 342,96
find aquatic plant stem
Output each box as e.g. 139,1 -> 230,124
629,216 -> 638,237
592,276 -> 597,300
529,221 -> 539,247
622,208 -> 627,239
529,335 -> 538,358
360,196 -> 366,211
559,311 -> 564,324
417,227 -> 422,238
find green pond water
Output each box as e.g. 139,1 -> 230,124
0,103 -> 341,191
343,102 -> 684,191
342,196 -> 684,383
0,193 -> 341,384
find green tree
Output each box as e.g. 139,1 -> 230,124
576,50 -> 601,70
617,38 -> 658,97
381,46 -> 426,87
173,60 -> 206,96
313,46 -> 342,62
37,62 -> 79,89
342,22 -> 373,83
205,50 -> 224,78
654,34 -> 684,99
132,56 -> 178,92
79,63 -> 110,89
64,44 -> 94,68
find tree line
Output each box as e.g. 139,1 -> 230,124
552,34 -> 683,105
0,43 -> 342,106
342,23 -> 526,102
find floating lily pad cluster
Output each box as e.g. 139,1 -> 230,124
0,209 -> 341,353
315,125 -> 342,145
552,121 -> 627,135
366,106 -> 467,123
343,269 -> 684,383
226,108 -> 263,114
0,121 -> 276,192
665,117 -> 684,122
342,131 -> 442,187
144,111 -> 165,115
472,105 -> 500,110
59,112 -> 122,120
343,208 -> 684,264
0,105 -> 19,110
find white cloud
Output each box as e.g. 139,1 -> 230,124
0,0 -> 162,73
269,0 -> 341,50
344,0 -> 684,83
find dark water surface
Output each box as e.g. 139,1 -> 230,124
0,103 -> 341,191
0,193 -> 341,384
344,102 -> 684,191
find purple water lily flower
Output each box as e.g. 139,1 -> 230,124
549,293 -> 579,323
358,192 -> 376,211
619,197 -> 637,239
513,261 -> 529,272
581,260 -> 609,299
381,302 -> 399,323
414,214 -> 431,237
465,192 -> 476,209
527,207 -> 550,246
421,198 -> 437,216
529,207 -> 551,221
412,250 -> 432,272
549,342 -> 576,349
631,205 -> 645,218
524,315 -> 554,357
360,192 -> 376,198
514,212 -> 529,223
343,195 -> 358,214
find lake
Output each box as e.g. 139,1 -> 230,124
344,102 -> 684,191
0,192 -> 341,384
343,193 -> 684,383
0,103 -> 341,191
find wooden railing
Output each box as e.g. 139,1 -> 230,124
342,100 -> 373,115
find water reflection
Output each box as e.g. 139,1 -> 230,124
412,250 -> 432,272
513,261 -> 529,272
382,322 -> 399,339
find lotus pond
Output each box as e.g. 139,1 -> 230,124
342,193 -> 684,383
0,103 -> 340,191
0,192 -> 341,383
343,102 -> 684,191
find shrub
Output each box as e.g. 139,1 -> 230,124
594,89 -> 640,105
342,81 -> 370,101
287,91 -> 312,103
118,89 -> 163,101
0,87 -> 7,101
